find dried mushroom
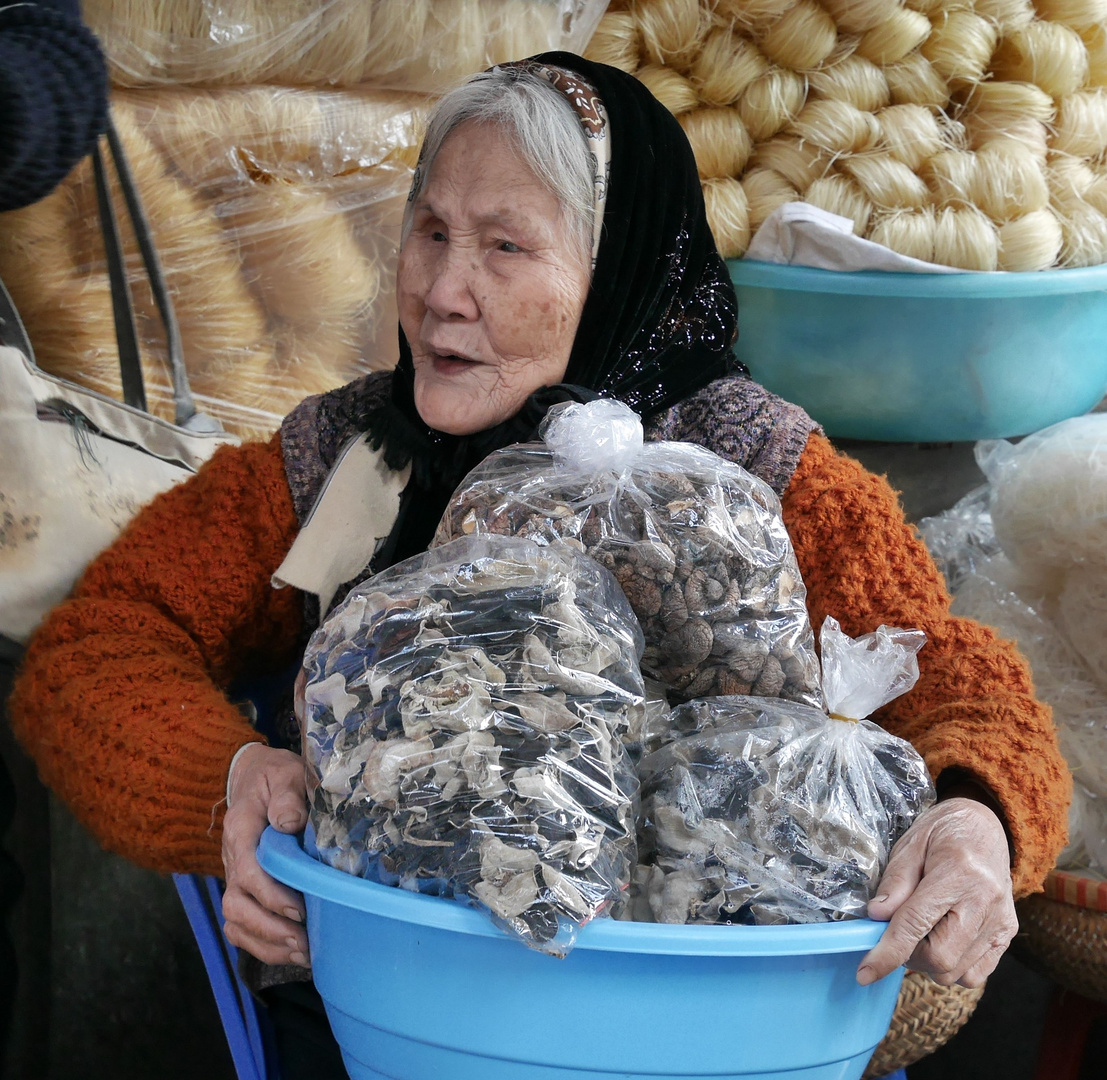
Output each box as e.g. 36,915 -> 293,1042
434,400 -> 823,748
629,620 -> 937,926
301,535 -> 644,955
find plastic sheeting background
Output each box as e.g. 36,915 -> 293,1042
919,415 -> 1107,877
0,88 -> 428,440
81,0 -> 610,93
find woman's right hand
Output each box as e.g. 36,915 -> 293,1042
221,742 -> 311,967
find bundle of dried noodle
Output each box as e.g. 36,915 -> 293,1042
635,65 -> 700,115
884,53 -> 952,108
868,207 -> 938,261
758,0 -> 838,72
737,68 -> 806,141
741,167 -> 799,229
679,108 -> 754,177
969,140 -> 1049,222
632,0 -> 706,70
751,136 -> 831,190
789,100 -> 881,155
1052,90 -> 1107,158
991,21 -> 1089,99
933,205 -> 1000,270
702,176 -> 751,258
584,11 -> 642,74
690,28 -> 769,106
807,52 -> 891,113
922,11 -> 998,86
857,8 -> 933,66
997,209 -> 1064,270
878,104 -> 948,171
804,173 -> 873,234
842,154 -> 931,209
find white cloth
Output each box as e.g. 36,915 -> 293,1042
744,203 -> 972,274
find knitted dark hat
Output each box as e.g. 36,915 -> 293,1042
0,1 -> 108,213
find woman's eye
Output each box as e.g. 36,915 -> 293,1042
498,240 -> 521,253
431,230 -> 447,243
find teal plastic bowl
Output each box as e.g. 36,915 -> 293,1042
728,260 -> 1107,442
259,828 -> 904,1080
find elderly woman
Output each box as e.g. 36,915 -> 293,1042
11,52 -> 1068,1072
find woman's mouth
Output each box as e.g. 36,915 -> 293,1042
429,351 -> 480,375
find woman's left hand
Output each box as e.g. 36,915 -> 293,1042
856,796 -> 1017,989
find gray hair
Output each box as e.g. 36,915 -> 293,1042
403,67 -> 595,257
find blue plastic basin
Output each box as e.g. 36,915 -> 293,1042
728,260 -> 1107,442
259,828 -> 904,1080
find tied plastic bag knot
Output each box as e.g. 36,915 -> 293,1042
820,616 -> 926,723
539,399 -> 644,475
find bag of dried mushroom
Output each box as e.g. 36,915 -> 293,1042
434,399 -> 824,740
627,617 -> 935,927
299,533 -> 644,955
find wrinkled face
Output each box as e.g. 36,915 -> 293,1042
397,120 -> 592,436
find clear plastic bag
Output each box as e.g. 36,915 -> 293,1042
0,88 -> 425,440
631,617 -> 935,925
83,0 -> 609,93
301,534 -> 644,955
435,400 -> 823,724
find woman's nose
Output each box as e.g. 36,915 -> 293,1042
423,247 -> 480,321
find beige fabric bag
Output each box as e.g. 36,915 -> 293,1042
0,121 -> 236,646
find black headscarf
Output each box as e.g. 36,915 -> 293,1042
366,52 -> 740,569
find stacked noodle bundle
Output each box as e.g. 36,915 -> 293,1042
586,0 -> 1107,269
0,88 -> 428,439
81,0 -> 608,93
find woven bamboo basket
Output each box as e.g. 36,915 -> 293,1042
862,971 -> 986,1078
1014,870 -> 1107,1004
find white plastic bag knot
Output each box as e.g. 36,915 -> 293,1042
820,616 -> 926,722
540,399 -> 644,475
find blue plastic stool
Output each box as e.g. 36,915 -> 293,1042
173,872 -> 280,1080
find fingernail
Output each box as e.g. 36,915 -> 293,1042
286,936 -> 300,949
277,815 -> 302,831
871,894 -> 889,905
284,907 -> 303,923
290,951 -> 310,967
857,966 -> 876,986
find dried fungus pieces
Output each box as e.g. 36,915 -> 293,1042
629,619 -> 937,927
434,400 -> 823,733
633,698 -> 934,925
301,534 -> 644,955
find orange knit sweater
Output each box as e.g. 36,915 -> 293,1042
8,430 -> 1071,894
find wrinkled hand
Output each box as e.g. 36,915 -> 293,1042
857,797 -> 1017,989
222,742 -> 311,967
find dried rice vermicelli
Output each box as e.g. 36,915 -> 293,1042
1051,90 -> 1107,157
1057,565 -> 1107,688
359,0 -> 429,84
933,205 -> 1000,269
857,8 -> 933,66
868,207 -> 938,260
965,115 -> 1050,160
807,51 -> 891,113
635,65 -> 700,115
997,208 -> 1065,269
969,140 -> 1050,222
842,154 -> 931,209
960,80 -> 1056,137
758,0 -> 838,72
714,0 -> 796,34
922,11 -> 999,86
922,148 -> 980,206
741,167 -> 799,229
991,21 -> 1089,99
737,68 -> 807,140
973,0 -> 1036,33
877,103 -> 947,170
679,108 -> 754,178
820,0 -> 900,35
804,172 -> 873,234
632,0 -> 707,71
1034,0 -> 1107,30
788,99 -> 881,154
228,184 -> 379,330
690,27 -> 770,106
1084,25 -> 1107,86
584,11 -> 642,74
81,0 -> 209,85
702,176 -> 751,258
884,52 -> 952,108
750,135 -> 831,189
1053,195 -> 1107,267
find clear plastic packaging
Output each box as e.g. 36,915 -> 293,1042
631,617 -> 935,925
435,400 -> 823,722
83,0 -> 609,93
300,534 -> 644,955
0,88 -> 426,440
920,464 -> 1107,877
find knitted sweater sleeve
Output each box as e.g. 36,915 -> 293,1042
8,433 -> 304,877
781,431 -> 1070,898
